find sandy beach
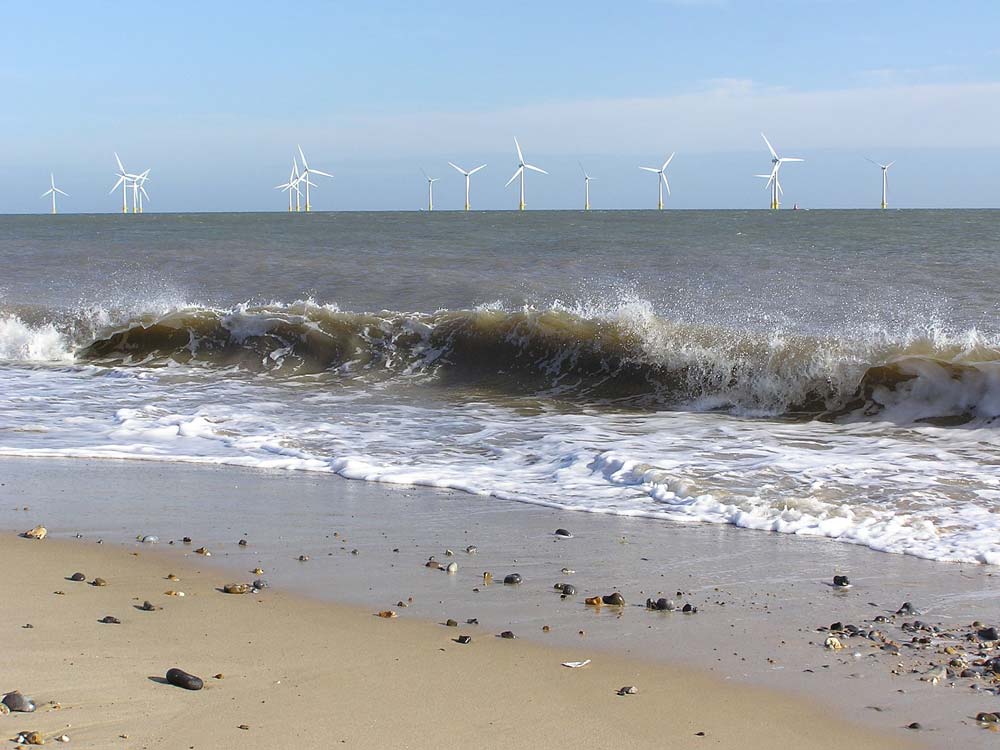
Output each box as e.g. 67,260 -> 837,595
4,457 -> 976,748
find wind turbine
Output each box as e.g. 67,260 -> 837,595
131,168 -> 150,214
866,158 -> 895,209
421,169 -> 440,211
297,145 -> 332,212
448,162 -> 486,211
275,160 -> 301,212
505,137 -> 547,211
134,170 -> 150,213
579,163 -> 595,211
639,153 -> 675,210
759,133 -> 803,210
110,152 -> 137,214
41,174 -> 68,214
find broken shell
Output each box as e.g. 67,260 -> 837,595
2,690 -> 36,712
445,549 -> 454,556
554,528 -> 573,538
223,583 -> 250,594
824,635 -> 844,650
21,525 -> 47,540
561,568 -> 575,574
91,577 -> 108,587
252,567 -> 264,575
297,554 -> 309,562
194,547 -> 211,556
166,574 -> 180,581
446,562 -> 459,574
377,610 -> 398,618
141,535 -> 159,543
17,730 -> 45,745
465,545 -> 478,554
585,596 -> 603,606
618,685 -> 639,695
164,590 -> 185,597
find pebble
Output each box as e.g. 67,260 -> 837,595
182,536 -> 192,543
503,573 -> 522,585
252,567 -> 264,575
979,626 -> 999,641
646,598 -> 676,611
166,667 -> 204,691
21,525 -> 47,540
297,554 -> 309,562
457,635 -> 472,644
91,577 -> 108,587
825,636 -> 844,650
500,630 -> 516,639
832,575 -> 850,588
682,603 -> 698,614
252,579 -> 269,590
2,691 -> 36,712
141,535 -> 159,543
618,685 -> 639,695
906,722 -> 922,730
977,712 -> 1000,723
425,560 -> 442,569
602,593 -> 625,606
896,602 -> 916,615
15,731 -> 44,745
166,574 -> 180,581
554,583 -> 576,595
99,615 -> 122,624
561,568 -> 575,575
554,528 -> 573,538
224,583 -> 250,594
445,549 -> 454,556
140,601 -> 160,611
921,665 -> 947,684
238,539 -> 248,547
69,572 -> 86,582
446,619 -> 458,627
446,562 -> 459,574
465,545 -> 478,554
194,547 -> 211,556
377,610 -> 398,618
466,618 -> 478,625
585,596 -> 603,606
164,590 -> 185,597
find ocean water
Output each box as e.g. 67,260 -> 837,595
1,210 -> 998,562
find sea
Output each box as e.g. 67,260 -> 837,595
1,210 -> 998,563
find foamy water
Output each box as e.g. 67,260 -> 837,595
0,211 -> 997,564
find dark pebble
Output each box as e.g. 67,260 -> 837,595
466,618 -> 479,625
456,635 -> 472,644
682,603 -> 697,614
979,627 -> 999,641
830,621 -> 843,632
554,583 -> 577,595
445,619 -> 458,627
69,572 -> 86,582
500,631 -> 516,639
832,575 -> 850,587
602,592 -> 625,606
503,573 -> 522,585
99,615 -> 121,624
166,667 -> 204,690
554,528 -> 573,538
238,539 -> 247,547
2,691 -> 35,712
906,722 -> 922,730
140,601 -> 159,611
182,537 -> 192,544
896,602 -> 916,615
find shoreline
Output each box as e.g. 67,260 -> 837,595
5,456 -> 1000,745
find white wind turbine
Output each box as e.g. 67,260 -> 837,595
505,137 -> 547,211
110,152 -> 138,214
759,133 -> 803,210
41,174 -> 68,214
448,162 -> 486,211
421,169 -> 440,211
275,160 -> 302,212
134,170 -> 150,213
866,157 -> 895,209
579,162 -> 595,211
297,146 -> 332,212
639,153 -> 675,210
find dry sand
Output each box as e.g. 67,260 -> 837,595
1,532 -> 914,749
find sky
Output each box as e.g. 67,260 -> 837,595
2,0 -> 1000,212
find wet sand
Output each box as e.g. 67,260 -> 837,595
6,456 -> 995,747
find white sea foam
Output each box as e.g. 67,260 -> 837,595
0,316 -> 74,362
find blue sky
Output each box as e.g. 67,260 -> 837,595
2,1 -> 999,211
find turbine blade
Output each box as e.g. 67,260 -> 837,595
639,166 -> 659,173
524,164 -> 547,175
55,188 -> 68,196
41,189 -> 53,198
297,145 -> 309,171
114,152 -> 125,172
514,137 -> 524,165
109,176 -> 125,193
780,157 -> 804,163
761,133 -> 778,160
661,173 -> 671,196
310,169 -> 333,178
448,162 -> 468,176
662,152 -> 675,170
140,187 -> 150,201
505,166 -> 523,188
885,161 -> 895,169
469,164 -> 487,174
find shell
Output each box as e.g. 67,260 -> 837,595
22,525 -> 47,540
2,691 -> 36,712
824,635 -> 844,650
618,685 -> 639,695
377,610 -> 398,618
194,547 -> 211,556
223,583 -> 250,594
446,562 -> 458,574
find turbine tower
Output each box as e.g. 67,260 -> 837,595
275,160 -> 301,212
41,174 -> 68,215
421,169 -> 439,211
505,137 -> 547,211
759,133 -> 803,210
448,162 -> 486,211
866,158 -> 895,209
297,146 -> 332,212
579,163 -> 595,211
639,153 -> 675,210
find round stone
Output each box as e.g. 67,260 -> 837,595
2,691 -> 36,712
503,573 -> 522,585
602,593 -> 625,606
69,572 -> 86,582
554,528 -> 573,538
165,667 -> 204,691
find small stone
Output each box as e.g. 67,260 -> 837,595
466,618 -> 478,625
194,547 -> 211,556
832,575 -> 850,588
561,568 -> 575,574
140,601 -> 160,611
554,528 -> 573,538
18,730 -> 45,745
55,735 -> 70,743
503,573 -> 522,585
602,592 -> 625,606
555,583 -> 577,595
500,630 -> 516,639
456,635 -> 472,644
542,625 -> 550,632
166,574 -> 180,581
465,545 -> 478,554
907,722 -> 922,730
223,583 -> 250,594
69,572 -> 85,582
377,610 -> 398,618
446,619 -> 458,627
252,567 -> 264,575
99,615 -> 121,624
825,636 -> 844,650
252,579 -> 269,590
682,603 -> 697,613
21,525 -> 47,540
91,577 -> 108,587
351,549 -> 359,555
22,623 -> 33,629
2,691 -> 36,712
921,665 -> 947,684
166,667 -> 204,690
979,627 -> 999,641
896,602 -> 916,615
483,572 -> 493,584
446,562 -> 458,574
141,535 -> 159,543
977,712 -> 1000,723
182,536 -> 192,543
618,685 -> 639,695
214,673 -> 224,679
297,554 -> 309,562
164,590 -> 185,597
445,549 -> 454,556
238,539 -> 248,547
585,596 -> 603,606
238,724 -> 249,730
